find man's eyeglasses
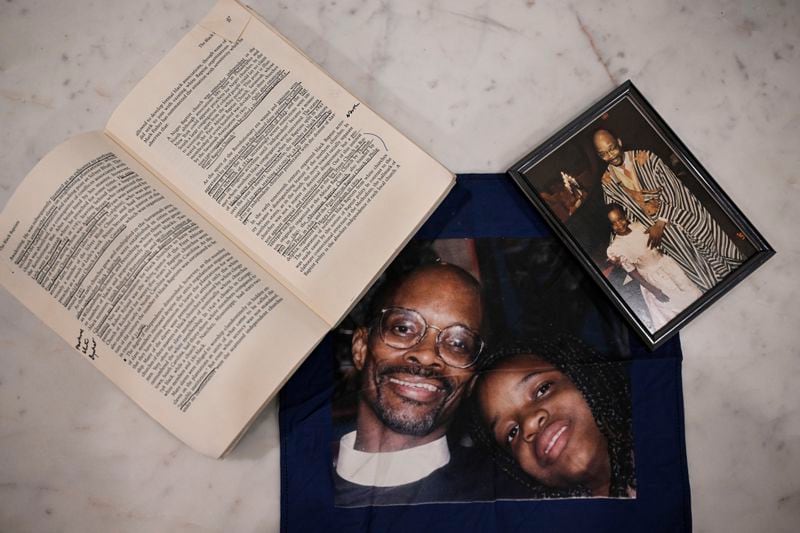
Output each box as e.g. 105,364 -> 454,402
596,146 -> 621,158
374,307 -> 484,369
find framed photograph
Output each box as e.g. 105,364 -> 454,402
508,81 -> 775,349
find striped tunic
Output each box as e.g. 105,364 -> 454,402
601,150 -> 744,292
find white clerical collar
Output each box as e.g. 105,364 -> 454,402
336,431 -> 450,487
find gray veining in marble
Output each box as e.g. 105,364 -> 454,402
1,1 -> 799,531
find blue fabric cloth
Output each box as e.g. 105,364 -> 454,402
279,174 -> 691,532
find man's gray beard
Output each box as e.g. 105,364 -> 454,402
369,390 -> 442,437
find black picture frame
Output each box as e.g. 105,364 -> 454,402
507,81 -> 775,350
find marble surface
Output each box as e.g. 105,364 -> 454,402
1,0 -> 798,531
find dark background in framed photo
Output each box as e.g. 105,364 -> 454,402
508,81 -> 775,350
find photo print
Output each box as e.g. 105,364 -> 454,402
330,237 -> 636,507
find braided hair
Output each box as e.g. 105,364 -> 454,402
468,335 -> 636,498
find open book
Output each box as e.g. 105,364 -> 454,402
0,0 -> 453,458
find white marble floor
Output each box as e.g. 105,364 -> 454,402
1,1 -> 798,531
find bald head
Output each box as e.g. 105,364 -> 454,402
373,263 -> 483,332
593,129 -> 624,167
592,129 -> 616,146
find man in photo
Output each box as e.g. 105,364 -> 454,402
593,128 -> 745,292
333,263 -> 489,506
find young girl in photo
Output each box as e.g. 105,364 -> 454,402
471,338 -> 636,498
606,203 -> 703,331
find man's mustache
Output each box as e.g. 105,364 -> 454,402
376,364 -> 454,394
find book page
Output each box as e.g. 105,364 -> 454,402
0,132 -> 328,457
106,0 -> 454,327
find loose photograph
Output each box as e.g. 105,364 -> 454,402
330,238 -> 636,507
509,82 -> 774,348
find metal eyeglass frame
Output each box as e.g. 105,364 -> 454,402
374,306 -> 484,369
